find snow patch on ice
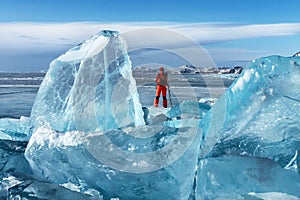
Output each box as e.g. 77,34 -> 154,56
248,192 -> 300,200
28,126 -> 105,148
231,68 -> 254,93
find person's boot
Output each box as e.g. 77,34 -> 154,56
154,97 -> 159,107
163,99 -> 167,108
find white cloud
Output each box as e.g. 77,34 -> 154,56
1,21 -> 300,52
171,23 -> 300,42
0,22 -> 100,51
0,21 -> 299,69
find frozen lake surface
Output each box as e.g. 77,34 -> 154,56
0,71 -> 235,118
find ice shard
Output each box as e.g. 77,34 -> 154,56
0,174 -> 101,200
196,156 -> 300,199
0,139 -> 32,175
0,116 -> 30,141
200,55 -> 300,168
30,30 -> 144,133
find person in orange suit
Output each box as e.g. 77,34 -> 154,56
154,67 -> 169,108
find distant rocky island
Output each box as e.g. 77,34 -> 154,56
133,65 -> 243,74
293,51 -> 300,57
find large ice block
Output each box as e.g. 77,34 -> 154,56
200,55 -> 300,168
25,124 -> 201,200
30,30 -> 144,133
25,29 -> 204,199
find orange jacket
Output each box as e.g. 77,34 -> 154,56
155,72 -> 168,86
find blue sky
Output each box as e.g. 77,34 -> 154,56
0,0 -> 300,71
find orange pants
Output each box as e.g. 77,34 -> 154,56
154,85 -> 167,108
